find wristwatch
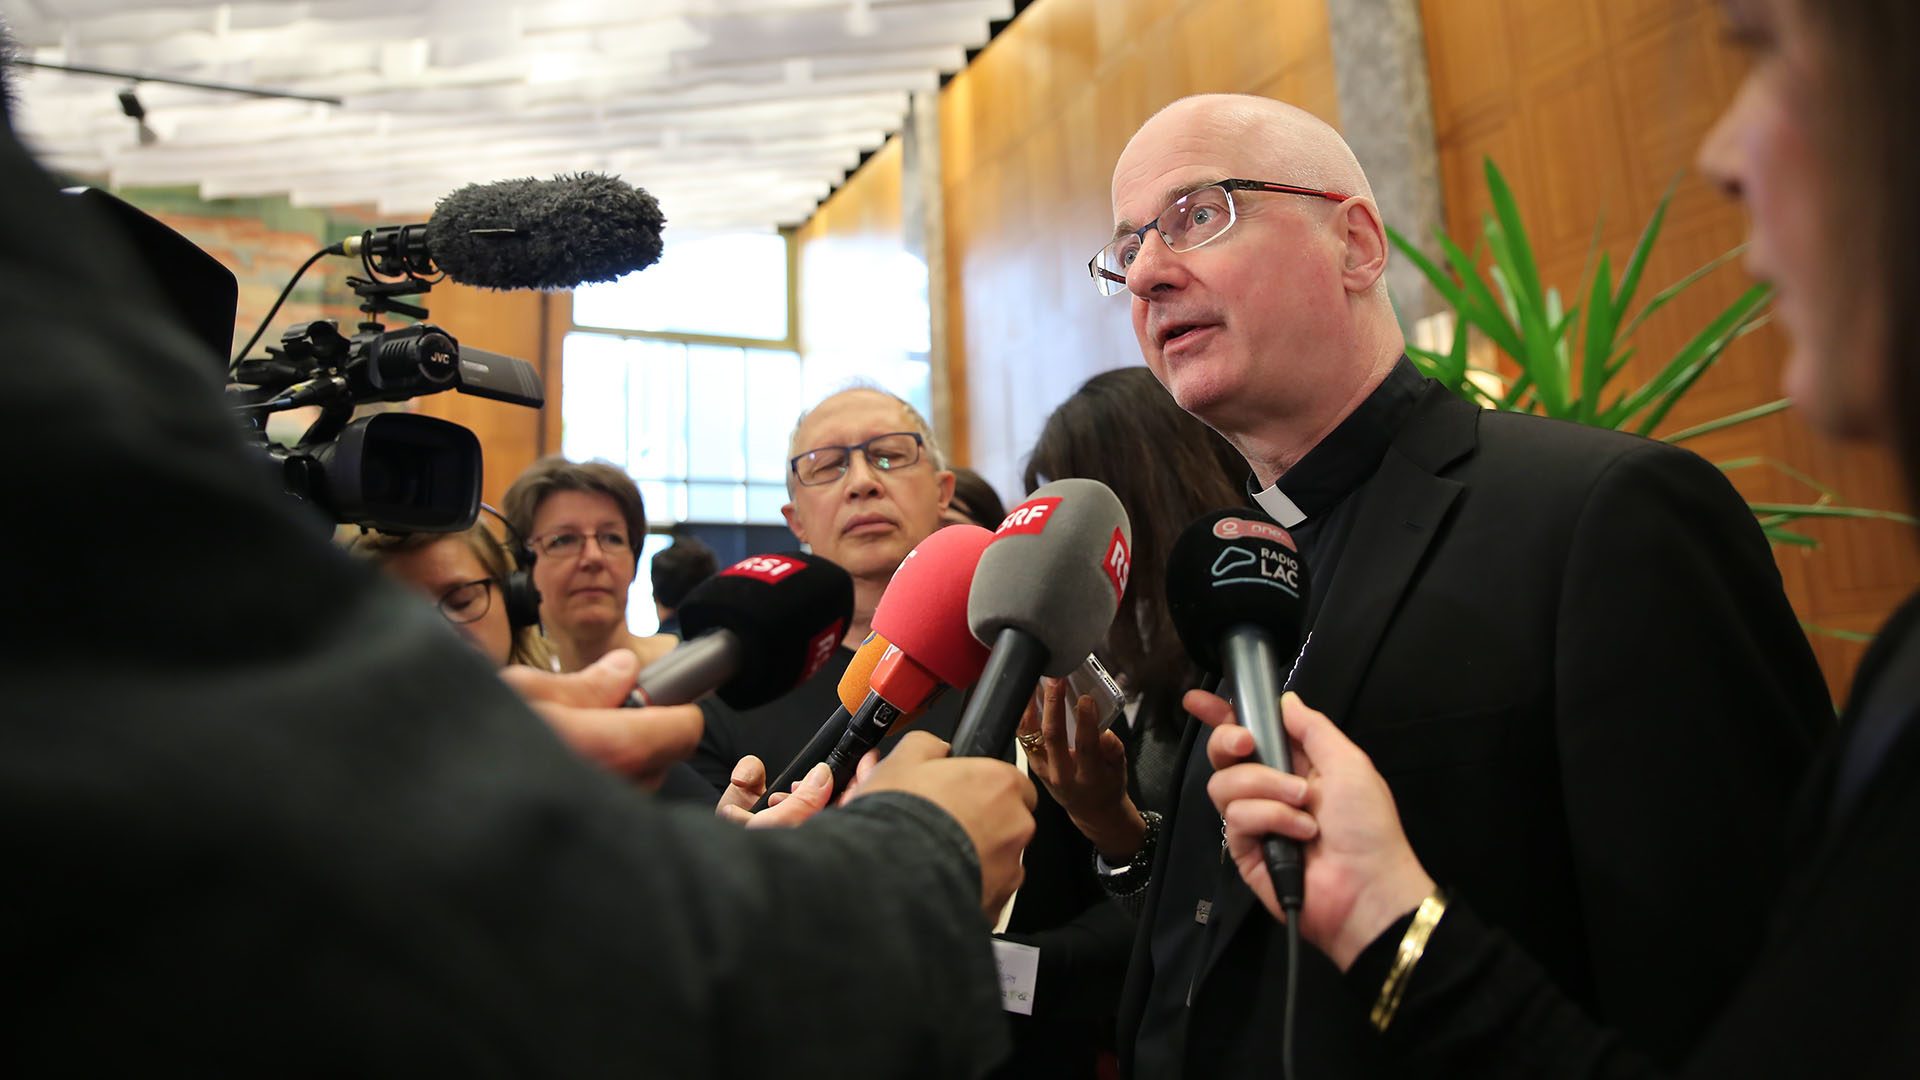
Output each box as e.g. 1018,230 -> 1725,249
1093,809 -> 1162,898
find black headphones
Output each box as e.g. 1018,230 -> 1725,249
479,503 -> 543,631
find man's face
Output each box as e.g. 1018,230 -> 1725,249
1109,110 -> 1349,431
782,391 -> 954,581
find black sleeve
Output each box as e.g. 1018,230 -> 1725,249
995,771 -> 1135,1021
1548,442 -> 1830,1063
1339,900 -> 1665,1080
692,697 -> 749,791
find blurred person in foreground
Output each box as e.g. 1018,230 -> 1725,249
0,102 -> 1036,1073
503,455 -> 676,672
1205,1 -> 1920,1076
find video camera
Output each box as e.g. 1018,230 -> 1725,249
72,170 -> 666,536
223,226 -> 545,534
68,185 -> 540,534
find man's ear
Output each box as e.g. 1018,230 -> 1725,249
1337,196 -> 1389,295
935,470 -> 957,516
782,501 -> 807,546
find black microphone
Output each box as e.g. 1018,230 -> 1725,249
626,552 -> 851,711
950,479 -> 1133,759
1166,510 -> 1311,911
333,173 -> 666,291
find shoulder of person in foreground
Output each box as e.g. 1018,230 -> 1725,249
0,128 -> 1010,1079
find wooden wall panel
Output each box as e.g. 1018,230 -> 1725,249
942,0 -> 1339,500
1420,0 -> 1920,696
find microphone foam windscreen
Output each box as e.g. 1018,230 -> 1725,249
871,525 -> 995,689
836,633 -> 893,712
677,552 -> 853,709
968,478 -> 1132,678
1165,510 -> 1311,673
428,173 -> 665,291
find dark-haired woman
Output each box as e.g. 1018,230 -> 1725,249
990,365 -> 1249,1078
1205,1 -> 1920,1075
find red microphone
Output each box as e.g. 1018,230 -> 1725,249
821,525 -> 996,794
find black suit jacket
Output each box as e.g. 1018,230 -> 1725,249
1120,384 -> 1833,1077
1340,591 -> 1920,1079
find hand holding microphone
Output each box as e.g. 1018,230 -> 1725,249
501,650 -> 703,789
1167,510 -> 1312,912
750,631 -> 896,814
820,524 -> 997,793
1196,691 -> 1438,973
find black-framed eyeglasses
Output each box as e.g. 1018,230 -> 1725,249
437,578 -> 497,624
528,531 -> 632,560
1089,178 -> 1352,296
789,431 -> 925,487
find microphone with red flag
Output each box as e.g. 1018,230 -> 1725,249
819,524 -> 997,795
625,551 -> 852,710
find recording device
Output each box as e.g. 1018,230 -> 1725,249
950,479 -> 1132,759
1029,653 -> 1127,750
1166,509 -> 1311,911
225,173 -> 666,532
756,632 -> 893,812
626,552 -> 852,711
820,525 -> 997,793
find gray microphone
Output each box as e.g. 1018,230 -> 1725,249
951,478 -> 1132,758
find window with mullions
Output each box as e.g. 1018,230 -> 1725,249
562,228 -> 931,635
561,334 -> 800,526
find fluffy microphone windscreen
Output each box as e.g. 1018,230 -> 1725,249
1165,509 -> 1310,673
427,173 -> 666,291
677,552 -> 853,709
968,478 -> 1132,678
836,633 -> 893,712
871,525 -> 995,689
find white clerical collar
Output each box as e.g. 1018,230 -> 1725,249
1252,482 -> 1307,528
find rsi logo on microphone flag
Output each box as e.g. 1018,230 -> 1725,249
723,554 -> 800,584
801,619 -> 847,682
997,497 -> 1062,537
1103,527 -> 1132,599
1211,515 -> 1297,551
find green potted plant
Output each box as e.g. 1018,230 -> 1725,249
1390,157 -> 1911,561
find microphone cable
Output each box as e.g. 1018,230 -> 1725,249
231,246 -> 326,373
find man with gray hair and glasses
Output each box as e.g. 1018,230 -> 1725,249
1018,92 -> 1834,1079
690,384 -> 968,800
